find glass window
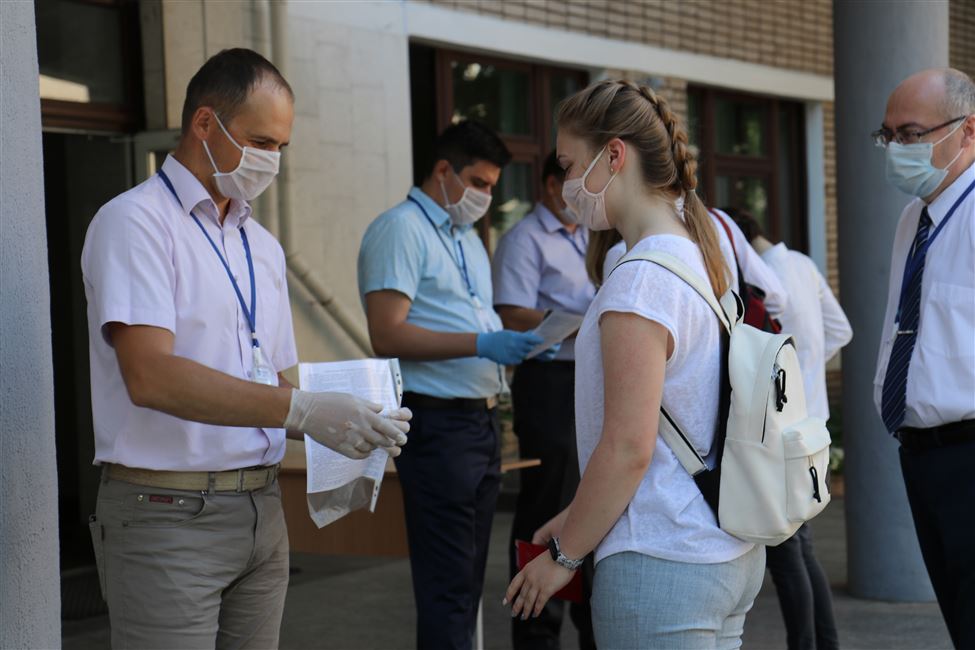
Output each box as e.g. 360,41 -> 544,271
450,61 -> 531,135
548,72 -> 584,145
419,46 -> 586,252
692,86 -> 806,251
36,0 -> 126,104
488,161 -> 533,254
715,98 -> 766,156
716,175 -> 771,227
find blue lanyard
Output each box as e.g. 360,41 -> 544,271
157,170 -> 261,348
407,195 -> 476,299
896,178 -> 975,324
559,228 -> 587,258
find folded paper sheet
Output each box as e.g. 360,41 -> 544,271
526,310 -> 584,359
298,359 -> 403,528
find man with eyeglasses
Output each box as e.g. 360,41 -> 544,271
873,67 -> 974,648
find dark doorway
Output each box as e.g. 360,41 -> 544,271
45,133 -> 133,575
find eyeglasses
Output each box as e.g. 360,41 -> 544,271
872,116 -> 966,148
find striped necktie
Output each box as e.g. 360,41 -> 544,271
881,207 -> 933,433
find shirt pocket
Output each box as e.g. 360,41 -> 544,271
918,281 -> 975,359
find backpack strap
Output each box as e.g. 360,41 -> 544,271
611,250 -> 737,333
709,208 -> 749,298
609,249 -> 734,491
659,409 -> 708,475
709,208 -> 740,263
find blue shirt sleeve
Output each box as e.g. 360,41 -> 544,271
358,208 -> 427,302
492,225 -> 542,309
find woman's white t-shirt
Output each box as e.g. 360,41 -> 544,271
575,234 -> 754,565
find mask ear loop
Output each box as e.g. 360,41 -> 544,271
203,112 -> 245,176
439,165 -> 461,207
581,146 -> 619,198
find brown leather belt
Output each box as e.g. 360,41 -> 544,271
104,463 -> 279,492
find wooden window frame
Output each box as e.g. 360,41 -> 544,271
433,48 -> 587,245
691,86 -> 808,252
39,0 -> 144,133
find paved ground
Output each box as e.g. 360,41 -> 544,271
63,497 -> 951,649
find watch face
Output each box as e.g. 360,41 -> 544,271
549,538 -> 560,562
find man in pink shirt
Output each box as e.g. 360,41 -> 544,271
81,48 -> 409,648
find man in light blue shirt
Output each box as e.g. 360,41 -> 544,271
358,121 -> 549,650
492,151 -> 597,650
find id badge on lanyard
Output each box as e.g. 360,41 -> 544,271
407,195 -> 501,333
471,294 -> 501,334
158,170 -> 277,386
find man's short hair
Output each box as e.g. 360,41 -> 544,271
721,206 -> 766,243
541,150 -> 565,184
429,120 -> 511,176
180,48 -> 293,133
943,68 -> 975,119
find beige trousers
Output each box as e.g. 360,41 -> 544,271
89,473 -> 289,649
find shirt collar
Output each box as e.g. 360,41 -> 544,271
761,242 -> 789,265
409,186 -> 453,231
535,203 -> 565,233
534,202 -> 586,244
926,160 -> 975,227
160,155 -> 252,228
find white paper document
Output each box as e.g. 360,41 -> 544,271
527,311 -> 584,359
298,358 -> 403,528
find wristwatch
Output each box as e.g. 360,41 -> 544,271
548,537 -> 584,571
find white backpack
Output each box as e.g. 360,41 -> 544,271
613,250 -> 832,546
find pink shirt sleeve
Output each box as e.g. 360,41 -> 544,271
81,198 -> 177,345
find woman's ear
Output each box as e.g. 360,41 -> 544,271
606,138 -> 626,174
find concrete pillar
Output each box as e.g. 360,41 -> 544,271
833,0 -> 948,601
0,1 -> 63,646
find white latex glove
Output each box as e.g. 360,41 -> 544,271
284,390 -> 411,459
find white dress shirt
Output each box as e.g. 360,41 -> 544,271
761,244 -> 852,420
874,161 -> 975,428
603,209 -> 789,317
81,155 -> 298,471
492,203 -> 595,360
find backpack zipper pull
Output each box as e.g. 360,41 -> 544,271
809,465 -> 822,503
775,367 -> 788,412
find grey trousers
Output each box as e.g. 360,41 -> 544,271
89,473 -> 290,649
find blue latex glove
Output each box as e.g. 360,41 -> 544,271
476,330 -> 545,365
534,342 -> 562,361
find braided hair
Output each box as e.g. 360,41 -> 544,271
556,80 -> 729,297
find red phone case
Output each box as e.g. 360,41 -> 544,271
514,540 -> 584,603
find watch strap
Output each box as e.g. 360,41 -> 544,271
548,537 -> 584,571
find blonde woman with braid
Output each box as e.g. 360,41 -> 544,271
504,80 -> 764,649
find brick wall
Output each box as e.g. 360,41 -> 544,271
950,0 -> 975,79
426,0 -> 833,76
823,102 -> 838,296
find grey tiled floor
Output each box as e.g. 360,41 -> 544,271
63,497 -> 951,650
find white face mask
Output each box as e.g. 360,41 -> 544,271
885,119 -> 965,198
203,113 -> 280,201
561,147 -> 618,231
440,169 -> 492,226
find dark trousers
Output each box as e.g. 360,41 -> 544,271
765,523 -> 839,650
509,361 -> 596,650
899,438 -> 975,649
395,401 -> 501,650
